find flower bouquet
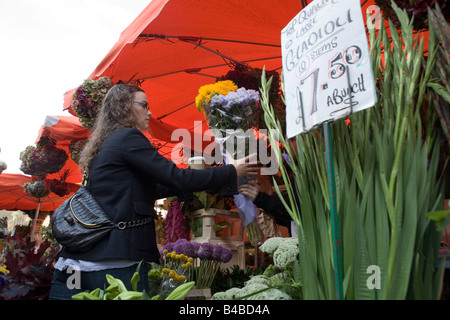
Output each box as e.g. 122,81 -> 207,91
71,76 -> 113,130
196,80 -> 263,246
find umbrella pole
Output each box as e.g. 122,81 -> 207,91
31,200 -> 41,240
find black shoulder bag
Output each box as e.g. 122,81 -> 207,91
51,172 -> 152,252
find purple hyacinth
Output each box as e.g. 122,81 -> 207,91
212,244 -> 224,261
220,248 -> 233,263
197,242 -> 213,259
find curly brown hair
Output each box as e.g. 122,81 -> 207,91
79,84 -> 145,172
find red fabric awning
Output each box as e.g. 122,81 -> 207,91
62,0 -> 422,162
0,173 -> 79,212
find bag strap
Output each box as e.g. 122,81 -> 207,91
82,170 -> 88,186
77,170 -> 153,230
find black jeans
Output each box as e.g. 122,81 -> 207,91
48,263 -> 150,300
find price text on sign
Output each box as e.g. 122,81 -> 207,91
281,0 -> 377,138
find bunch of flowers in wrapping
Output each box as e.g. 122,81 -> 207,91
163,239 -> 232,289
196,80 -> 263,246
71,76 -> 113,129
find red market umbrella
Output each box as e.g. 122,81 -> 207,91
35,115 -> 90,184
0,173 -> 79,212
0,173 -> 80,236
61,0 -> 405,162
62,0 -> 309,162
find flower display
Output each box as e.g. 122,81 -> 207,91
195,80 -> 263,246
19,139 -> 68,178
162,239 -> 233,289
71,76 -> 113,129
217,64 -> 285,132
158,248 -> 194,298
195,80 -> 237,113
375,0 -> 449,30
48,170 -> 70,197
164,199 -> 189,243
23,179 -> 50,199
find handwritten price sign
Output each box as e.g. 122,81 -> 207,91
282,0 -> 377,138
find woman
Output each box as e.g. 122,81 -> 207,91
49,84 -> 258,299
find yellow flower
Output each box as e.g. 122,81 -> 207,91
188,257 -> 194,263
195,80 -> 238,112
177,275 -> 186,282
0,265 -> 9,275
163,249 -> 168,254
162,268 -> 170,274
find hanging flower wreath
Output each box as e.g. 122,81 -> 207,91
71,76 -> 114,130
23,179 -> 50,199
19,137 -> 68,179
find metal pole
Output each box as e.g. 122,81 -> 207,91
323,121 -> 344,300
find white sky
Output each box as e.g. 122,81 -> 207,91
0,0 -> 151,174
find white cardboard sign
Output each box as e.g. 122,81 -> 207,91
281,0 -> 377,138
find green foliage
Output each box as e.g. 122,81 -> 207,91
71,262 -> 195,300
259,3 -> 447,300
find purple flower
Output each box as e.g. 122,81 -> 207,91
190,242 -> 201,258
220,248 -> 233,263
282,152 -> 290,164
163,242 -> 174,253
176,239 -> 196,257
197,243 -> 213,259
173,239 -> 189,253
212,244 -> 224,261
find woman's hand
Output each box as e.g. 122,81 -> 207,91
232,153 -> 259,178
238,179 -> 259,201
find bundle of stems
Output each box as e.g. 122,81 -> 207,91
260,3 -> 448,299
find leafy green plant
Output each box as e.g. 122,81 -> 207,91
72,262 -> 195,300
259,3 -> 448,300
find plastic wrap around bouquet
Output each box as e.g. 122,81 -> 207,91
196,80 -> 263,246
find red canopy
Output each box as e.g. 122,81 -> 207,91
0,173 -> 79,212
35,115 -> 90,184
62,1 -> 392,161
